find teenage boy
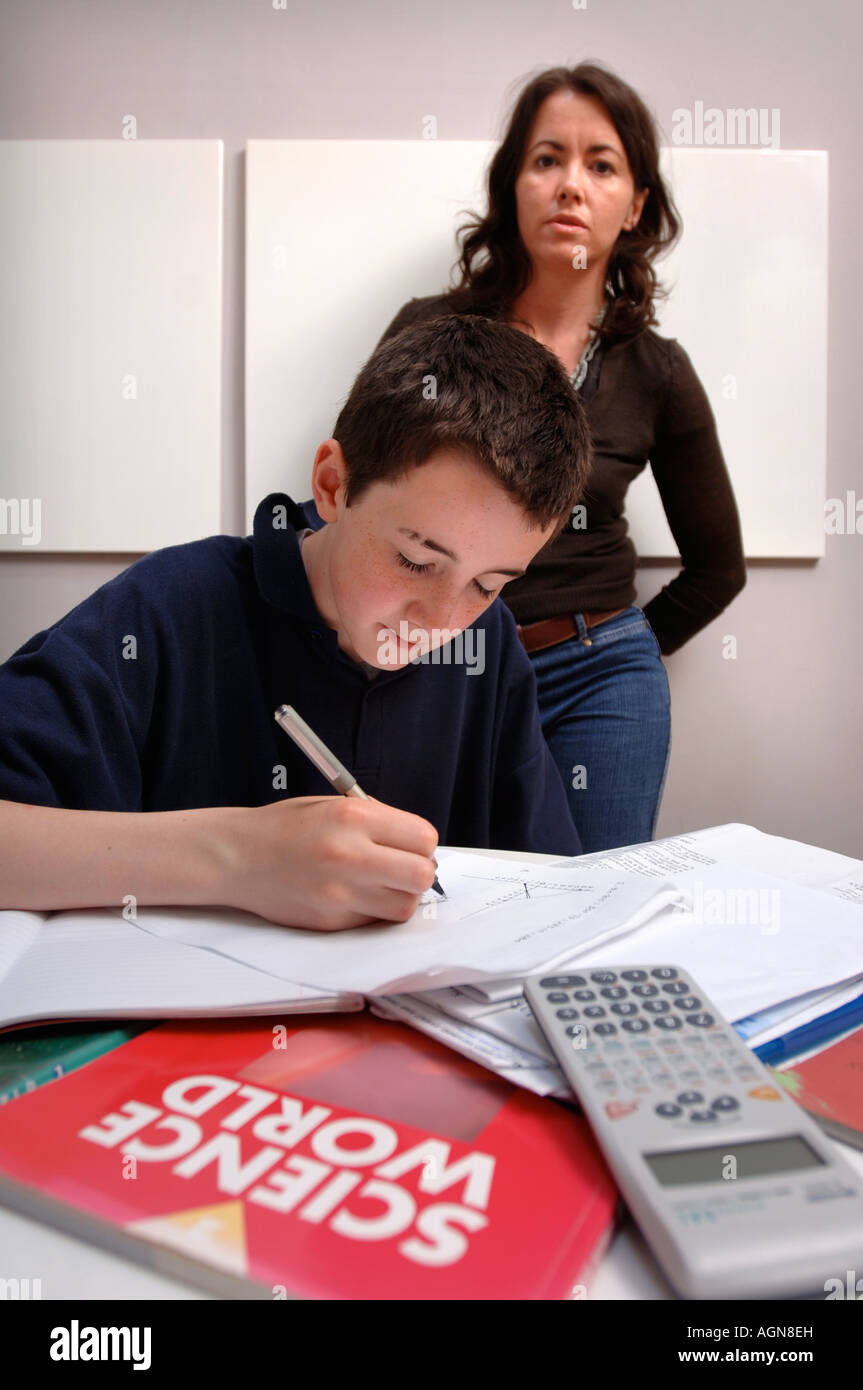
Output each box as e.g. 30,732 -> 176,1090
0,316 -> 591,931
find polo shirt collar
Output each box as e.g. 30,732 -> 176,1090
251,491 -> 413,685
252,492 -> 326,624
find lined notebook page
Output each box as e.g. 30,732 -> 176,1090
0,908 -> 362,1028
0,911 -> 48,982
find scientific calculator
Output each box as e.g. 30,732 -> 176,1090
524,964 -> 863,1299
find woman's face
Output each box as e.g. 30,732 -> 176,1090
513,88 -> 648,279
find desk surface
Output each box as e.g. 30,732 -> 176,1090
2,844 -> 858,1300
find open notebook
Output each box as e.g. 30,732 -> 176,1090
3,827 -> 862,1036
0,846 -> 684,1030
0,905 -> 362,1032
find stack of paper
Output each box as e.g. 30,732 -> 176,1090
2,826 -> 861,1086
372,825 -> 863,1097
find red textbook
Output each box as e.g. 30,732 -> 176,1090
0,1012 -> 619,1299
773,1026 -> 863,1151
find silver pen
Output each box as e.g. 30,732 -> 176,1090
274,704 -> 445,896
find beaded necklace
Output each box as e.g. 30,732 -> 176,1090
570,299 -> 608,391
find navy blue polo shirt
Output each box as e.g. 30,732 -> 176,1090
0,495 -> 581,855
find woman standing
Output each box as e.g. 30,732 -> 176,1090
376,63 -> 746,852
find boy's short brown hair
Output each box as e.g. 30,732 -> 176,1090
333,315 -> 591,533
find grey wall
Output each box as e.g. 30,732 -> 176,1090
1,0 -> 860,855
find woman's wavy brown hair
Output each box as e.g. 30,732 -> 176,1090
446,62 -> 681,343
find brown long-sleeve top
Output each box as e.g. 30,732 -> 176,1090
376,294 -> 746,655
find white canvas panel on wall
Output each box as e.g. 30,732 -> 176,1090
245,140 -> 489,526
246,141 -> 827,559
630,148 -> 827,560
0,140 -> 223,552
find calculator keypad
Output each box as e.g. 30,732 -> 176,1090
535,968 -> 761,1114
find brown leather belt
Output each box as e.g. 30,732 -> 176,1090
516,608 -> 629,654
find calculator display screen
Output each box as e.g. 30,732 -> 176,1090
644,1135 -> 825,1186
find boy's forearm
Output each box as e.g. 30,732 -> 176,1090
0,799 -> 235,913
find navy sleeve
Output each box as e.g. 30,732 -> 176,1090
0,562 -> 163,810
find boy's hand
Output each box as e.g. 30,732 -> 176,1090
212,795 -> 440,931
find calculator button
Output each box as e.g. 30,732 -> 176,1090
555,1008 -> 580,1019
590,971 -> 618,984
662,981 -> 689,995
651,968 -> 678,980
593,1023 -> 617,1037
632,984 -> 659,997
564,1023 -> 585,1037
540,975 -> 586,988
604,1101 -> 640,1119
546,991 -> 570,1003
622,970 -> 648,982
643,999 -> 670,1014
574,989 -> 596,1001
621,1018 -> 650,1034
600,986 -> 627,1000
711,1095 -> 740,1112
689,1110 -> 719,1123
654,1016 -> 683,1030
611,1002 -> 638,1017
748,1085 -> 782,1101
687,1013 -> 715,1028
677,1091 -> 704,1105
584,1005 -> 606,1019
734,1065 -> 760,1080
674,996 -> 702,1011
656,1102 -> 682,1118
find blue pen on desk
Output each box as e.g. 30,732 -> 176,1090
274,704 -> 445,897
752,990 -> 863,1066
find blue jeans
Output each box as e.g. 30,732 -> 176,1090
529,605 -> 671,853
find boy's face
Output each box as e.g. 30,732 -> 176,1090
304,441 -> 558,670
